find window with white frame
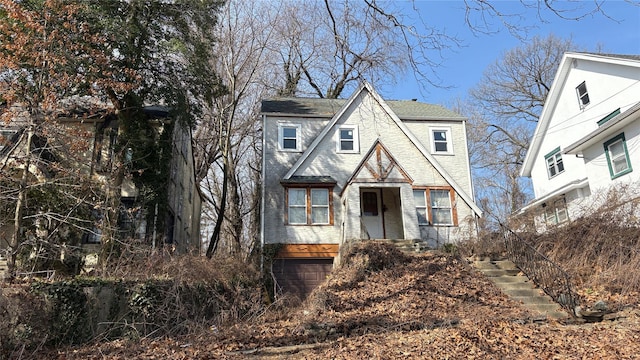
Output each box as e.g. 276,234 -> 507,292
545,147 -> 564,178
413,188 -> 456,225
576,81 -> 590,109
337,125 -> 359,153
430,128 -> 452,154
286,187 -> 332,225
278,124 -> 301,151
604,133 -> 632,179
544,197 -> 568,225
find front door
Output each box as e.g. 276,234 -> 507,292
360,189 -> 384,238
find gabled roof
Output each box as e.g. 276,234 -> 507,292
343,140 -> 413,191
520,52 -> 640,177
274,81 -> 482,217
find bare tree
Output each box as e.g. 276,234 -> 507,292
271,0 -> 460,99
196,0 -> 276,258
465,35 -> 577,224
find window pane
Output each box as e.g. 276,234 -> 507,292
340,140 -> 354,151
283,138 -> 296,149
434,142 -> 448,152
340,129 -> 353,140
362,192 -> 378,216
556,155 -> 564,173
311,207 -> 329,224
577,82 -> 587,95
311,189 -> 328,206
613,158 -> 629,173
557,208 -> 568,223
416,208 -> 428,224
609,141 -> 624,157
432,209 -> 452,225
289,208 -> 306,224
289,189 -> 306,206
283,127 -> 297,138
413,190 -> 426,207
433,131 -> 446,141
545,208 -> 556,224
430,190 -> 451,207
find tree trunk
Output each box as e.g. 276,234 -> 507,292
6,126 -> 34,281
206,160 -> 228,258
227,158 -> 243,256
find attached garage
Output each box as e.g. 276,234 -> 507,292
272,258 -> 334,299
271,244 -> 338,299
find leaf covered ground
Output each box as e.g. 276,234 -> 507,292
44,243 -> 640,359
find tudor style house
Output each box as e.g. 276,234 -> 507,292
519,53 -> 640,230
0,101 -> 202,258
261,82 -> 482,297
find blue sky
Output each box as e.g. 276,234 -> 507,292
381,0 -> 640,106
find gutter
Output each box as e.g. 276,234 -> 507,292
517,178 -> 589,214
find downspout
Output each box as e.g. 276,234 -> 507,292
462,118 -> 480,221
260,113 -> 267,272
462,119 -> 475,201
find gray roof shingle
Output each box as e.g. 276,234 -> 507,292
261,97 -> 464,120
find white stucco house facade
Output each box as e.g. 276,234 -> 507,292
260,82 -> 482,297
519,53 -> 640,230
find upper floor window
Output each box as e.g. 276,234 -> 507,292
337,125 -> 359,153
413,187 -> 456,226
545,147 -> 564,178
576,81 -> 590,109
278,124 -> 301,151
430,128 -> 452,154
286,187 -> 332,225
604,133 -> 632,179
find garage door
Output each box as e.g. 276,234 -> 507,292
272,258 -> 334,299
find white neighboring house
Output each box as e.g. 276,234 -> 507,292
519,53 -> 640,230
261,82 -> 482,298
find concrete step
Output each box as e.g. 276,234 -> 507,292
472,258 -> 570,321
492,260 -> 518,270
494,281 -> 536,290
513,296 -> 558,305
473,261 -> 499,270
490,275 -> 530,284
503,288 -> 547,298
373,239 -> 429,253
478,269 -> 521,277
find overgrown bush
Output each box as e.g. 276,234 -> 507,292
0,253 -> 265,356
457,230 -> 506,260
521,184 -> 640,309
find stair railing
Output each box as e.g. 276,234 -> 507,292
502,226 -> 580,317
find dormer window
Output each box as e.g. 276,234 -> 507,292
576,81 -> 590,109
337,125 -> 359,153
278,124 -> 301,151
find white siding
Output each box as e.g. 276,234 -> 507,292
529,58 -> 640,200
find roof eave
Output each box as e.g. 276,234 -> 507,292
564,101 -> 640,154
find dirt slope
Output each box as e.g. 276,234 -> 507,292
43,243 -> 640,359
